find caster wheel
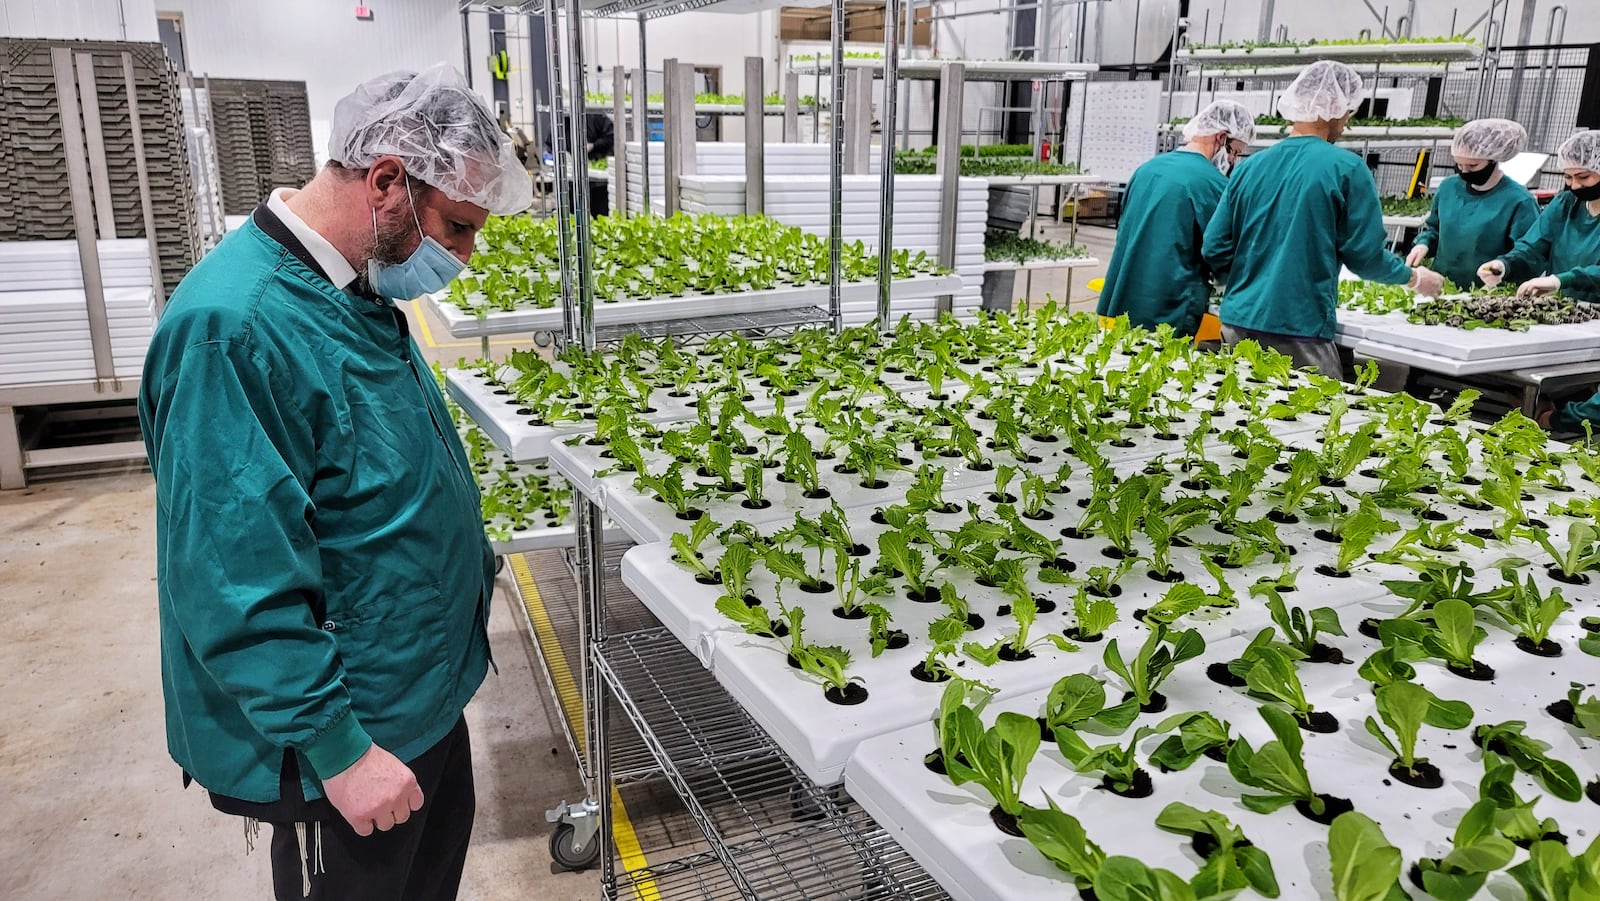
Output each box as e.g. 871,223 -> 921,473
549,821 -> 600,871
533,331 -> 554,348
494,555 -> 506,575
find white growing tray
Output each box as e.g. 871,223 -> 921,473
1357,315 -> 1600,361
1350,338 -> 1600,376
845,610 -> 1600,901
425,272 -> 965,338
615,457 -> 1396,786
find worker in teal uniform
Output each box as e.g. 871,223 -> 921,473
1480,130 -> 1600,302
1203,60 -> 1444,377
1096,100 -> 1256,335
139,64 -> 532,900
1406,118 -> 1539,288
1507,132 -> 1600,433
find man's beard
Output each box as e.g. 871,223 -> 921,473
369,203 -> 418,266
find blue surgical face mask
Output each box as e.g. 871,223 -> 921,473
367,180 -> 466,300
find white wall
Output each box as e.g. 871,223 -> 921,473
158,0 -> 474,159
0,0 -> 159,42
584,11 -> 781,143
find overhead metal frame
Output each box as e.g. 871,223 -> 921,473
506,0 -> 916,893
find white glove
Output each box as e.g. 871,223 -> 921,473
1477,260 -> 1506,289
1410,266 -> 1445,298
1405,245 -> 1429,267
1517,275 -> 1561,298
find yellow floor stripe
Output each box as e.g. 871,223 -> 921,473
509,553 -> 655,895
409,300 -> 537,353
409,300 -> 440,348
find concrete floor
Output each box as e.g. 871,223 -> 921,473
0,468 -> 597,900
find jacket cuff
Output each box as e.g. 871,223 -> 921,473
301,709 -> 373,780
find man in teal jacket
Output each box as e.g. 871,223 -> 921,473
1097,100 -> 1255,335
1406,118 -> 1539,288
139,64 -> 531,900
1203,60 -> 1444,376
1480,130 -> 1600,302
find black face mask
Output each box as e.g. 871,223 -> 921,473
1457,163 -> 1496,187
1571,181 -> 1600,203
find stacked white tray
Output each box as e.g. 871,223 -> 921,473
617,141 -> 884,216
0,240 -> 156,386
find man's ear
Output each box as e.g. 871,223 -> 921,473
366,157 -> 407,208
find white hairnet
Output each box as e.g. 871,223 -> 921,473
1277,60 -> 1366,123
1451,119 -> 1528,162
1557,131 -> 1600,172
329,63 -> 532,215
1181,100 -> 1257,145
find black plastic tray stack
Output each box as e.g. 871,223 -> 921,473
0,39 -> 201,300
207,78 -> 315,215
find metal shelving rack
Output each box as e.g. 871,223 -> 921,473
1160,3 -> 1501,201
458,0 -> 939,895
786,52 -> 1100,311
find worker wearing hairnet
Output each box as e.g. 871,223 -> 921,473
1479,130 -> 1600,301
1097,100 -> 1255,335
1406,119 -> 1539,288
1204,60 -> 1444,376
139,63 -> 530,900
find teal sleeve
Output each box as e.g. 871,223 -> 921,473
1555,388 -> 1600,433
1201,185 -> 1236,283
1557,265 -> 1600,298
147,339 -> 373,780
1500,203 -> 1556,282
1508,194 -> 1540,247
1414,195 -> 1441,253
1338,172 -> 1413,284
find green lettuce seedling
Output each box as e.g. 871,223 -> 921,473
943,708 -> 1040,818
1054,725 -> 1153,795
1155,802 -> 1280,900
1041,674 -> 1140,737
1413,799 -> 1517,901
1226,707 -> 1325,816
1507,835 -> 1600,901
1480,755 -> 1563,846
1016,797 -> 1106,892
1104,625 -> 1204,711
1327,811 -> 1408,901
1149,712 -> 1234,773
1472,721 -> 1583,801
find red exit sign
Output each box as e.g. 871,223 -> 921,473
355,5 -> 374,19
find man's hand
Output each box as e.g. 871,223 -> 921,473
1405,244 -> 1429,267
1477,260 -> 1506,289
321,744 -> 424,836
1517,275 -> 1561,298
1536,400 -> 1556,430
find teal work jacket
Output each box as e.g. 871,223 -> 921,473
1415,174 -> 1539,289
1097,150 -> 1226,336
138,214 -> 495,805
1499,191 -> 1600,302
1204,135 -> 1413,341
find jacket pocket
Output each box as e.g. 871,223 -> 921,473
329,582 -> 451,743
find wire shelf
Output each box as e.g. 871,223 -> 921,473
597,627 -> 952,901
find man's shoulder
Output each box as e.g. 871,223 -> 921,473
153,228 -> 305,350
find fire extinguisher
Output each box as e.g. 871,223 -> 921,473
1040,140 -> 1051,162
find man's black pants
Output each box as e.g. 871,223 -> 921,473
269,717 -> 474,901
